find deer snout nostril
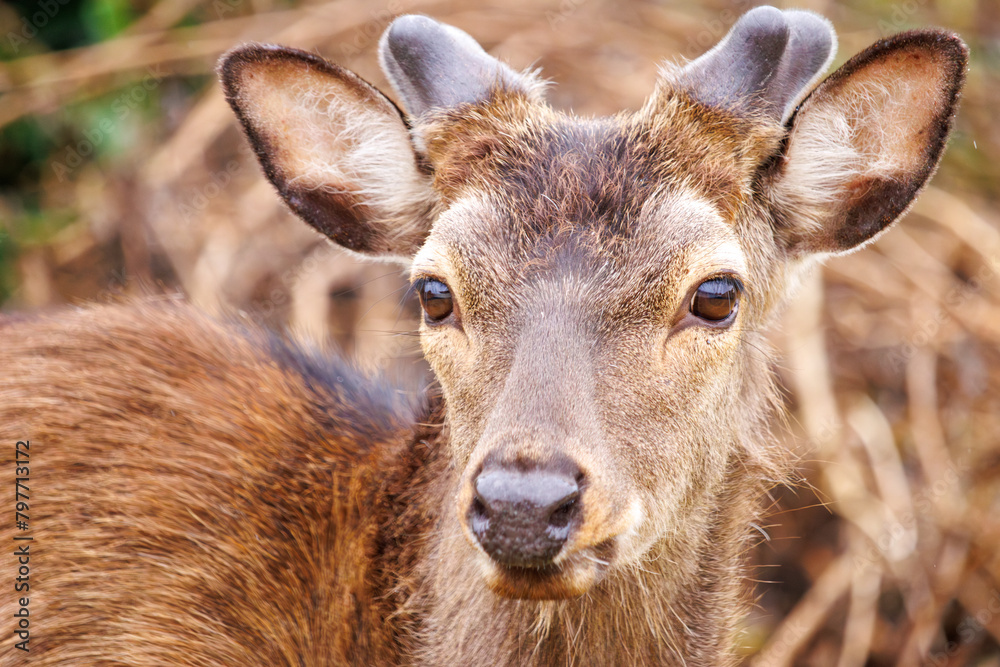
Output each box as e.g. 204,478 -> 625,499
547,495 -> 576,529
470,495 -> 490,536
469,466 -> 582,568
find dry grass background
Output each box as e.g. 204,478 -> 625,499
1,0 -> 999,664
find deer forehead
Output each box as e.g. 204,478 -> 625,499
412,186 -> 748,327
422,90 -> 783,212
408,93 -> 771,320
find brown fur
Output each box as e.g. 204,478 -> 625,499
0,13 -> 967,667
422,87 -> 783,219
0,300 -> 769,665
1,301 -> 430,664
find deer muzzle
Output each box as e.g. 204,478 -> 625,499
469,466 -> 581,568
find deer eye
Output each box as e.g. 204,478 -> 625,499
690,276 -> 741,323
417,278 -> 454,322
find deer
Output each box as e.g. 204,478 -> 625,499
0,6 -> 966,666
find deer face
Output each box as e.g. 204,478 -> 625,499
221,8 -> 966,599
410,105 -> 782,597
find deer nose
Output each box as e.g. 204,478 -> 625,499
469,466 -> 581,568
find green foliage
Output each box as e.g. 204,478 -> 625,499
80,0 -> 134,41
0,224 -> 14,304
5,207 -> 74,246
0,118 -> 49,190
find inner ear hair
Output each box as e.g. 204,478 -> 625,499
219,44 -> 437,261
770,29 -> 967,255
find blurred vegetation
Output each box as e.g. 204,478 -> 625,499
1,0 -> 999,665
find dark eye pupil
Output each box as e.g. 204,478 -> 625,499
690,277 -> 740,322
419,279 -> 454,322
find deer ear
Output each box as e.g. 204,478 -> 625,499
219,44 -> 437,261
771,31 -> 967,255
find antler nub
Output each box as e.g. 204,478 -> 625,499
674,6 -> 837,123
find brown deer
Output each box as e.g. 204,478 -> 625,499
0,7 -> 966,665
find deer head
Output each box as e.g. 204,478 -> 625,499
219,7 -> 966,600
